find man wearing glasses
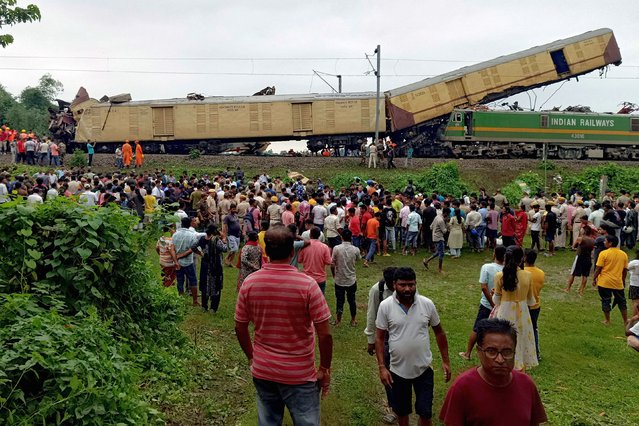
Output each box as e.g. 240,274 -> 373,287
440,318 -> 547,426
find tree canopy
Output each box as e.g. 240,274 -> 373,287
0,0 -> 41,48
0,73 -> 63,135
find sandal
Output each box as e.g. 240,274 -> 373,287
458,351 -> 471,361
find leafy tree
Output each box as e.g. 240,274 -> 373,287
20,74 -> 63,109
0,83 -> 17,122
0,74 -> 63,134
36,73 -> 64,101
0,0 -> 41,47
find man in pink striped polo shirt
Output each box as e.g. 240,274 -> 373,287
235,225 -> 333,425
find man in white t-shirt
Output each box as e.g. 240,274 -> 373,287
626,314 -> 639,352
78,184 -> 98,206
459,245 -> 506,361
0,175 -> 9,203
311,202 -> 328,231
530,204 -> 542,251
628,252 -> 639,316
301,220 -> 326,243
375,267 -> 451,424
27,188 -> 44,204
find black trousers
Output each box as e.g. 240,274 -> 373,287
335,283 -> 357,317
200,262 -> 224,312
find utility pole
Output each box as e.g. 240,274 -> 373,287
313,70 -> 342,93
374,45 -> 381,144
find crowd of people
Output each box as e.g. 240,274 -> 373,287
4,159 -> 639,425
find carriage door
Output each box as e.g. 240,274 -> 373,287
550,49 -> 571,76
464,111 -> 474,138
152,107 -> 175,137
292,103 -> 313,134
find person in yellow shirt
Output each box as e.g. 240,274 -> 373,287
524,249 -> 545,361
593,234 -> 629,326
143,193 -> 157,224
257,220 -> 269,258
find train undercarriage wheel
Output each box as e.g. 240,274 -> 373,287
557,147 -> 583,160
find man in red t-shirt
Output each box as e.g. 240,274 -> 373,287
235,226 -> 333,424
298,227 -> 332,294
500,206 -> 516,247
347,207 -> 362,249
440,318 -> 547,426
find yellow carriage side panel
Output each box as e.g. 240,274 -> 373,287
562,32 -> 614,75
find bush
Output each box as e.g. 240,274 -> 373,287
0,198 -> 186,424
0,295 -> 161,425
67,149 -> 87,168
501,171 -> 545,205
330,161 -> 470,197
561,163 -> 639,195
189,148 -> 202,160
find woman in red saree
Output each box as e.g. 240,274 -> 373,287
514,203 -> 528,247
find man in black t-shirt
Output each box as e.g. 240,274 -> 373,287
543,204 -> 557,256
382,198 -> 398,255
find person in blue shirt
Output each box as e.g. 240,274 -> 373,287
87,141 -> 96,166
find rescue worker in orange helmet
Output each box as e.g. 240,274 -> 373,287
135,140 -> 144,168
122,140 -> 133,168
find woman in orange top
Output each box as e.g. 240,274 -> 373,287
135,140 -> 144,168
122,140 -> 133,168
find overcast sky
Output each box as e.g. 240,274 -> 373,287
2,1 -> 639,114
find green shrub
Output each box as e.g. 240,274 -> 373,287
189,148 -> 202,160
0,198 -> 186,424
0,295 -> 162,425
330,161 -> 470,197
67,149 -> 88,168
561,163 -> 639,195
501,171 -> 545,205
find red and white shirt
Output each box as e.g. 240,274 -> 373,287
235,263 -> 331,384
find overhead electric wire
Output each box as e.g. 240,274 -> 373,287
1,54 -> 637,69
0,66 -> 636,80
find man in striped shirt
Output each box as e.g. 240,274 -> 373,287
235,225 -> 333,425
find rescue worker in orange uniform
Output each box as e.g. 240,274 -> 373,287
122,140 -> 133,168
135,140 -> 144,168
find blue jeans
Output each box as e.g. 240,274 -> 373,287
176,263 -> 197,293
365,238 -> 377,262
253,378 -> 320,426
385,226 -> 396,251
351,235 -> 362,249
476,225 -> 486,249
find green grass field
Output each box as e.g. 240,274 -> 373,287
148,240 -> 638,426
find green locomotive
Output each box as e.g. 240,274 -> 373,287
442,109 -> 639,160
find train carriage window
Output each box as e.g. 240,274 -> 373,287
550,49 -> 571,76
631,118 -> 639,132
540,115 -> 549,128
453,112 -> 463,123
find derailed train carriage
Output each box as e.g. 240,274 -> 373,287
60,90 -> 383,154
386,27 -> 622,156
54,28 -> 622,157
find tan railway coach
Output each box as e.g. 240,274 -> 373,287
386,28 -> 622,132
57,28 -> 621,156
70,92 -> 383,154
